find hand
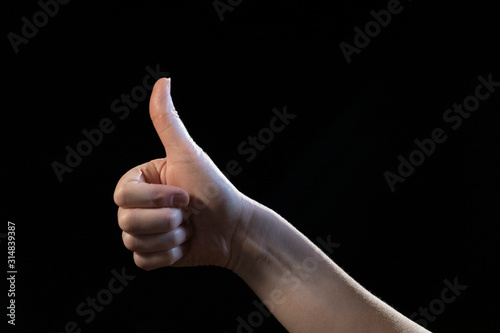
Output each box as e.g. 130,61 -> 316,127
113,78 -> 252,270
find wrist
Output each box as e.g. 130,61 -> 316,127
226,195 -> 261,275
227,197 -> 286,281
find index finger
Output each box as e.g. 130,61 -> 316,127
114,162 -> 189,208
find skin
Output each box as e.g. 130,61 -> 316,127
114,78 -> 431,333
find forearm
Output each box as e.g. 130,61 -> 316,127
230,199 -> 429,333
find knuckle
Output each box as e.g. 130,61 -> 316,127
161,250 -> 175,267
134,253 -> 154,271
117,209 -> 133,232
164,208 -> 182,230
122,232 -> 137,251
113,186 -> 126,207
173,228 -> 185,246
162,209 -> 174,228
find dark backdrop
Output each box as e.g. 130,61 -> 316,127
2,0 -> 499,332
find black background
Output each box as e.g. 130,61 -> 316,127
2,0 -> 500,332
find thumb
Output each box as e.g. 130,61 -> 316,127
149,78 -> 196,155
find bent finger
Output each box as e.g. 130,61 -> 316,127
133,245 -> 188,271
122,225 -> 192,253
114,162 -> 189,208
118,207 -> 184,234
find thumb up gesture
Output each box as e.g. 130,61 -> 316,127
114,78 -> 252,271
